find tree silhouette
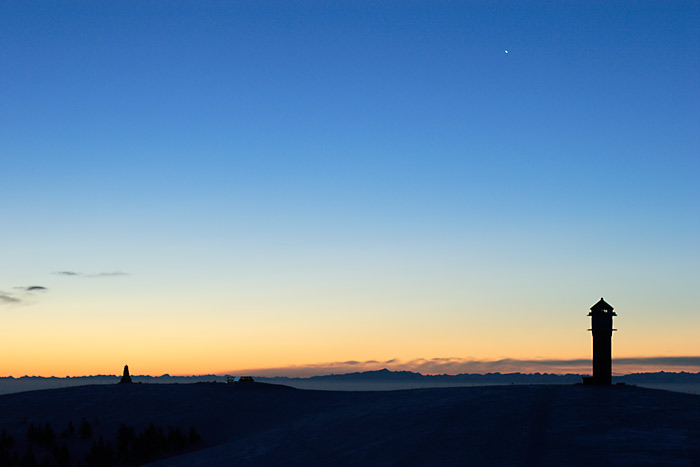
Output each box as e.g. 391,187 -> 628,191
86,436 -> 115,466
80,418 -> 93,439
19,445 -> 36,467
39,423 -> 55,448
26,423 -> 38,443
61,420 -> 75,439
0,427 -> 15,465
52,443 -> 70,467
189,426 -> 201,445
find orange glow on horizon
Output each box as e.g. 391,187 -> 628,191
2,294 -> 698,377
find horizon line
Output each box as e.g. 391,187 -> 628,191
4,356 -> 700,379
3,368 -> 700,380
219,356 -> 700,378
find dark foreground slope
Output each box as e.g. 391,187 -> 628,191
0,383 -> 698,466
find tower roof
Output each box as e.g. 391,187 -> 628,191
590,297 -> 614,313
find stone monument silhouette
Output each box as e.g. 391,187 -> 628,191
583,298 -> 616,385
119,365 -> 132,384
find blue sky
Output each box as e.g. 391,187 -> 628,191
1,1 -> 698,376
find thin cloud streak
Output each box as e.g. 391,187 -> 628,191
12,286 -> 49,292
1,285 -> 50,306
224,356 -> 700,378
53,271 -> 129,278
0,293 -> 21,305
87,271 -> 129,277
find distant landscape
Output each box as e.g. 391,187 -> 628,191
2,369 -> 699,395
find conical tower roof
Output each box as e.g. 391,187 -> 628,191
590,297 -> 614,313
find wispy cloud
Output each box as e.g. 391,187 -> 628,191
614,356 -> 700,368
1,285 -> 50,306
0,293 -> 21,305
224,356 -> 700,377
88,271 -> 129,277
15,286 -> 48,292
53,271 -> 129,278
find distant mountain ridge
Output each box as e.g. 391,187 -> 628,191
258,368 -> 700,385
261,369 -> 583,384
2,370 -> 700,396
0,374 -> 226,395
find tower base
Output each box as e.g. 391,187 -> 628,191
582,376 -> 611,386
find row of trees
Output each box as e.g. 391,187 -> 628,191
0,420 -> 201,466
91,423 -> 202,466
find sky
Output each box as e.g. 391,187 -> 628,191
1,1 -> 698,377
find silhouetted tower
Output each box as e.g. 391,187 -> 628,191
119,365 -> 132,384
587,298 -> 616,385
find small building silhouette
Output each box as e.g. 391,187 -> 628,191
119,365 -> 132,384
583,298 -> 617,385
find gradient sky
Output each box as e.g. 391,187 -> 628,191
1,1 -> 698,377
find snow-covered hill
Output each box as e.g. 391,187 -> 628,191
1,382 -> 698,465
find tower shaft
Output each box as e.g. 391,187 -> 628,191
585,298 -> 616,386
592,328 -> 612,385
